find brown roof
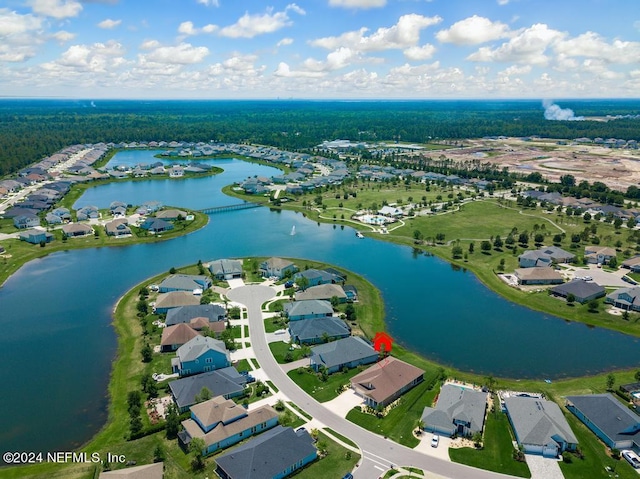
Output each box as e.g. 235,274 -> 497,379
161,323 -> 200,347
62,223 -> 93,235
350,357 -> 424,405
514,267 -> 563,281
155,291 -> 200,310
99,462 -> 163,479
190,317 -> 215,331
265,257 -> 294,269
183,398 -> 278,447
295,283 -> 347,301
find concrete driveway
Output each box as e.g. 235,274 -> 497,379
525,455 -> 564,479
414,434 -> 452,461
564,264 -> 630,287
323,389 -> 363,418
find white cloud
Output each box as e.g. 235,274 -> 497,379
277,37 -> 293,47
29,0 -> 82,19
467,23 -> 565,65
311,14 -> 442,52
178,21 -> 218,36
274,62 -> 324,78
328,0 -> 386,8
498,64 -> 531,76
97,18 -> 121,29
197,0 -> 219,6
51,30 -> 75,43
219,4 -> 305,39
303,47 -> 358,72
139,42 -> 209,65
403,43 -> 436,61
497,0 -> 510,4
43,40 -> 127,73
0,9 -> 42,36
554,31 -> 640,64
436,15 -> 510,45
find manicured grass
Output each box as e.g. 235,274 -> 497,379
290,432 -> 359,479
287,367 -> 362,403
449,411 -> 531,478
269,341 -> 307,364
288,402 -> 313,421
559,413 -> 639,479
266,380 -> 279,393
323,428 -> 358,449
264,315 -> 288,333
233,358 -> 251,372
345,380 -> 439,448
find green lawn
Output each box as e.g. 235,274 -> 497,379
269,341 -> 307,363
290,432 -> 359,479
345,380 -> 439,448
234,358 -> 251,372
287,367 -> 362,403
449,411 -> 531,478
264,316 -> 288,333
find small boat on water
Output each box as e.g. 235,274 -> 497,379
290,225 -> 296,236
356,231 -> 364,238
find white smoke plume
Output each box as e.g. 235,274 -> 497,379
542,99 -> 584,121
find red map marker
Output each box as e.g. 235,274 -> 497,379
373,331 -> 393,353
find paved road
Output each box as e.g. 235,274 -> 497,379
227,284 -> 519,479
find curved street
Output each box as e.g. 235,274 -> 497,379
227,284 -> 519,479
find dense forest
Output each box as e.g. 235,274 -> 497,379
1,99 -> 640,176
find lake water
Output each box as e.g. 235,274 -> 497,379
1,150 -> 639,457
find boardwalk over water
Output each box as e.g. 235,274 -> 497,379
198,202 -> 262,214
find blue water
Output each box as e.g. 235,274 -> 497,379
1,150 -> 639,456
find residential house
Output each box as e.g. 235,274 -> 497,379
378,205 -> 403,217
13,214 -> 40,229
566,394 -> 640,450
504,396 -> 578,457
171,336 -> 230,377
209,259 -> 243,280
105,218 -> 132,237
99,462 -> 164,479
178,396 -> 278,455
421,384 -> 488,437
584,246 -> 617,265
76,205 -> 99,221
45,213 -> 63,225
169,166 -> 184,178
309,336 -> 378,373
260,257 -> 298,279
215,426 -> 317,479
19,229 -> 53,245
284,300 -> 333,321
518,247 -> 575,268
51,207 -> 71,221
288,317 -> 351,345
165,304 -> 226,327
605,286 -> 640,311
159,274 -> 212,293
62,223 -> 93,237
514,268 -> 564,285
154,291 -> 200,314
549,280 -> 605,303
350,357 -> 424,408
622,256 -> 640,272
343,285 -> 358,302
295,284 -> 348,302
294,269 -> 344,287
140,218 -> 174,233
160,323 -> 200,352
156,209 -> 188,220
169,367 -> 247,412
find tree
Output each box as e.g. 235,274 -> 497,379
606,373 -> 616,391
480,240 -> 492,252
622,310 -> 630,321
498,258 -> 505,271
534,233 -> 544,245
195,386 -> 212,403
189,437 -> 206,471
608,257 -> 618,268
614,218 -> 623,230
165,404 -> 180,439
129,415 -> 143,436
473,432 -> 483,448
141,342 -> 152,362
553,234 -> 563,245
435,232 -> 446,243
566,293 -> 576,306
468,242 -> 475,253
493,235 -> 503,250
274,399 -> 286,411
153,444 -> 165,463
452,245 -> 463,259
296,275 -> 310,291
588,299 -> 599,312
583,212 -> 592,222
635,370 -> 640,382
169,267 -> 177,274
344,303 -> 356,321
518,232 -> 529,245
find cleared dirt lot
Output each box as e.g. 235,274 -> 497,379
443,138 -> 640,191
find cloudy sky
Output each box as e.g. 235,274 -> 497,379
1,0 -> 639,99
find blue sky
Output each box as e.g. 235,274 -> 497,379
1,0 -> 639,98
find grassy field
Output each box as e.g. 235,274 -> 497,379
269,341 -> 307,363
291,432 -> 360,479
287,367 -> 363,403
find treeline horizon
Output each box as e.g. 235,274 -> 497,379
2,99 -> 640,176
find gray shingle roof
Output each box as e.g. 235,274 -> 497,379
422,384 -> 488,436
166,304 -> 226,326
550,280 -> 605,301
176,336 -> 229,363
284,299 -> 333,318
566,394 -> 640,446
310,336 -> 376,370
504,396 -> 577,448
288,317 -> 350,342
169,367 -> 246,410
159,274 -> 211,291
215,426 -> 316,479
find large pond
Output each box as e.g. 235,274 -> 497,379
1,150 -> 639,457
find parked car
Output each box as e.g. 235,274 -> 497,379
622,450 -> 640,469
284,280 -> 294,288
342,473 -> 353,479
431,434 -> 439,448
